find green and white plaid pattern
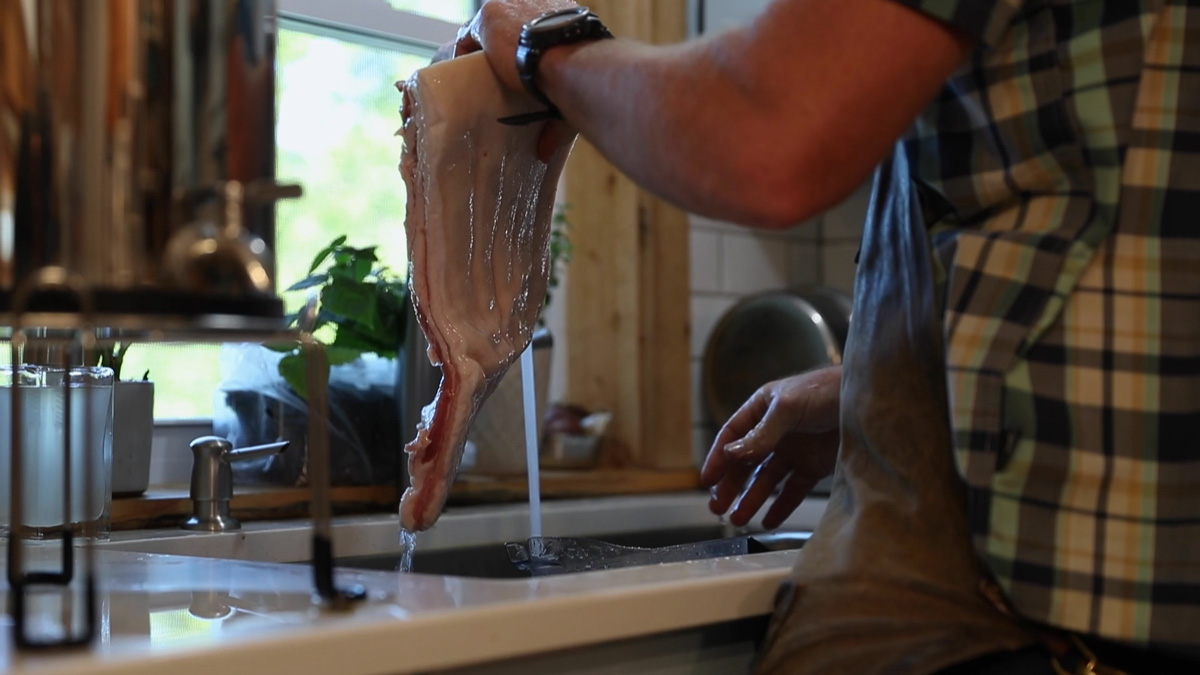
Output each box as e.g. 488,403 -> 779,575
886,0 -> 1200,653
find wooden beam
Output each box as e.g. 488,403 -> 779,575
565,141 -> 643,466
639,0 -> 692,469
564,0 -> 692,470
638,195 -> 693,469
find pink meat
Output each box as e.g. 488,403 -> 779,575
399,52 -> 574,532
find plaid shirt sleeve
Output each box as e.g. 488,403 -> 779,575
885,0 -> 1027,46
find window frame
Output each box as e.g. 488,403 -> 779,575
279,0 -> 471,47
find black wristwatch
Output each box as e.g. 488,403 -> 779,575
505,6 -> 613,125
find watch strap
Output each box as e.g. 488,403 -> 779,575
510,8 -> 612,124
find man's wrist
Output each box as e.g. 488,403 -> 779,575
514,7 -> 613,118
535,41 -> 590,114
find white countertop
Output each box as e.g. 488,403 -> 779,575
0,494 -> 823,675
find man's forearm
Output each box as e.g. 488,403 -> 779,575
534,0 -> 972,229
539,35 -> 816,228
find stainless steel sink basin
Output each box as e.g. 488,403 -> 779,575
327,526 -> 811,579
103,494 -> 827,575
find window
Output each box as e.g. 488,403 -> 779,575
120,0 -> 476,421
384,0 -> 477,24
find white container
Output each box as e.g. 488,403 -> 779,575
467,331 -> 552,476
0,366 -> 114,538
111,380 -> 154,496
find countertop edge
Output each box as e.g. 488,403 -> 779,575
49,556 -> 797,675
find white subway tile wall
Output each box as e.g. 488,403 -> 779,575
689,229 -> 722,293
822,182 -> 873,241
791,241 -> 820,288
687,181 -> 870,463
690,294 -> 738,358
720,232 -> 793,295
818,182 -> 871,296
820,241 -> 863,296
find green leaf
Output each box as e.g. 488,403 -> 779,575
330,326 -> 384,354
321,279 -> 378,329
325,345 -> 363,366
351,246 -> 378,262
307,235 -> 347,274
373,281 -> 406,314
351,255 -> 374,283
286,273 -> 329,292
339,318 -> 400,353
278,353 -> 311,399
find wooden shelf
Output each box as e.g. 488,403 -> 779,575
110,468 -> 701,530
110,484 -> 398,531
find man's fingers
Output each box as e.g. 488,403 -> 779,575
728,454 -> 790,527
701,390 -> 770,485
707,461 -> 754,516
455,17 -> 483,55
724,400 -> 792,462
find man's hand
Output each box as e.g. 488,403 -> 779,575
450,0 -> 577,89
432,0 -> 579,162
701,367 -> 841,529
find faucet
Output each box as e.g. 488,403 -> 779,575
182,436 -> 289,532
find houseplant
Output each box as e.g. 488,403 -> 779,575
288,205 -> 570,397
97,343 -> 154,497
543,203 -> 573,323
271,235 -> 409,397
225,236 -> 410,488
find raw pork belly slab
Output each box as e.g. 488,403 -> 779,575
399,52 -> 573,532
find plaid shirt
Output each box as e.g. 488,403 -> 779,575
885,0 -> 1200,653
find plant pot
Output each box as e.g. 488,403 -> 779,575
467,329 -> 553,476
111,380 -> 154,497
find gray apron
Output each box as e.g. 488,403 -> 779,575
754,147 -> 1035,674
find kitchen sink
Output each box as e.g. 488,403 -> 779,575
102,494 -> 827,574
329,526 -> 811,579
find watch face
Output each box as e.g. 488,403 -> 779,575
530,7 -> 588,32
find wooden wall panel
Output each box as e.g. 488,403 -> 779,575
564,0 -> 693,470
564,141 -> 643,466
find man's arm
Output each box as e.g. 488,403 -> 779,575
468,0 -> 974,229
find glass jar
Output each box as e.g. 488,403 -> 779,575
0,365 -> 115,540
